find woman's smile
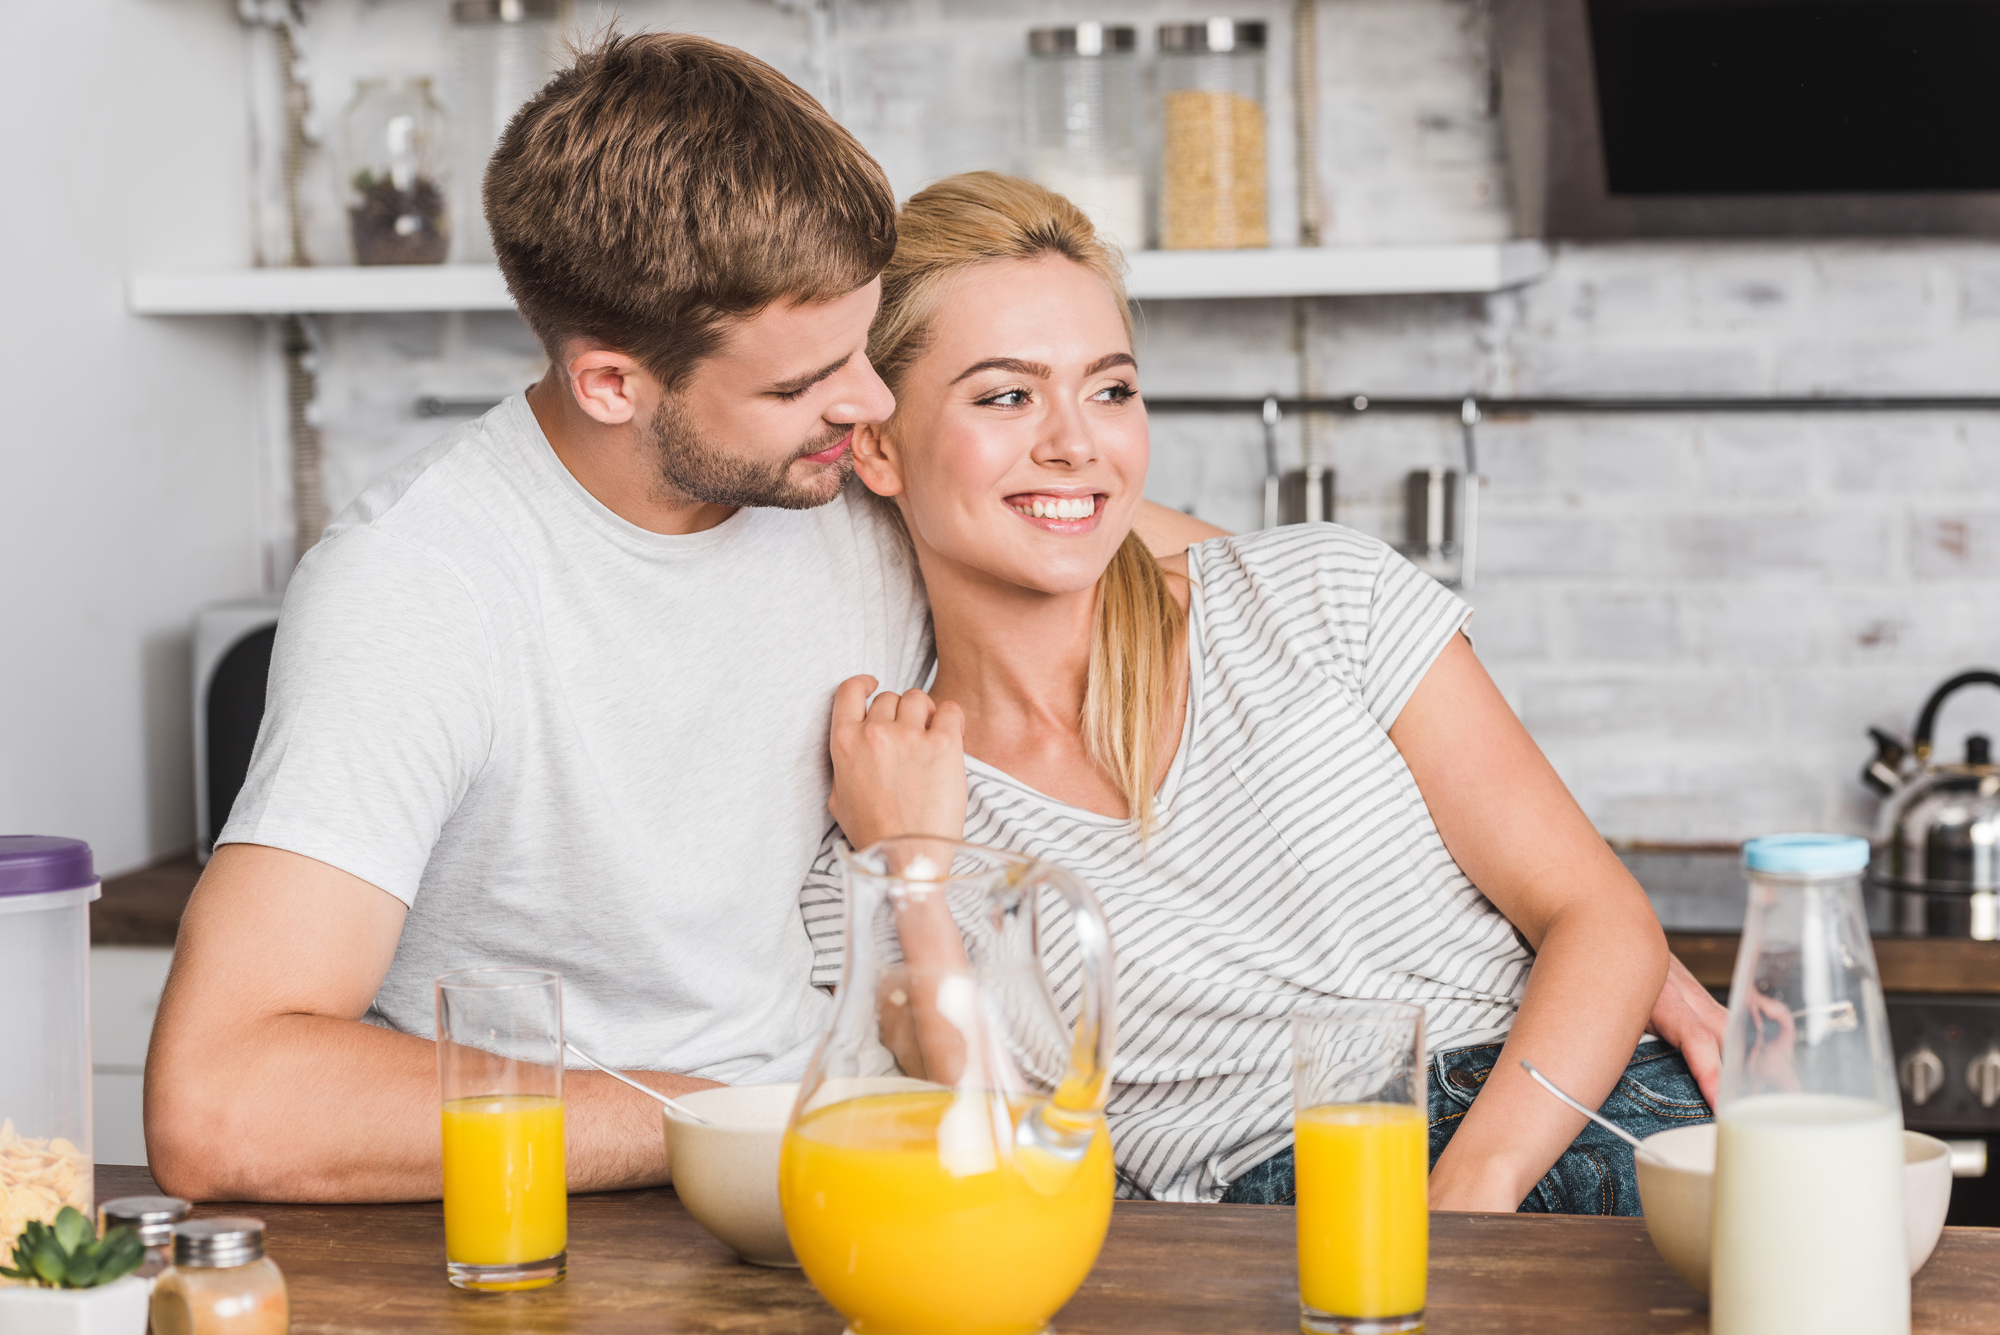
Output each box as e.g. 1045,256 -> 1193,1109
1006,490 -> 1106,531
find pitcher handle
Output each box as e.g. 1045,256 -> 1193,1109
1026,861 -> 1118,1133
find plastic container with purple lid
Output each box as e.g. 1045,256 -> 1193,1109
1,835 -> 100,1239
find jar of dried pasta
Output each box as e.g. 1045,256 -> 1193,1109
0,837 -> 98,1254
1157,18 -> 1269,249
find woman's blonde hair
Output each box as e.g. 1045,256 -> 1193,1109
868,171 -> 1185,837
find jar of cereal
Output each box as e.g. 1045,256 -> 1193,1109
1157,18 -> 1269,250
0,838 -> 97,1258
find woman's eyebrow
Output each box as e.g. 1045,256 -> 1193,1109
951,356 -> 1052,384
949,353 -> 1137,385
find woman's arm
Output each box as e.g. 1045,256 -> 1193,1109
1388,634 -> 1669,1212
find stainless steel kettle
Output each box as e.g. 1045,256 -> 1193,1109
1863,670 -> 2000,934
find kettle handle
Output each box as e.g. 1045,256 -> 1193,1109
1913,670 -> 2000,761
1028,862 -> 1118,1124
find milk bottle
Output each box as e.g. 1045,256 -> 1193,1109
1710,835 -> 1907,1335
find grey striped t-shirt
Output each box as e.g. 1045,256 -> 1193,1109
799,525 -> 1534,1202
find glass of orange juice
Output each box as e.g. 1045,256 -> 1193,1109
435,967 -> 567,1292
1292,1000 -> 1427,1335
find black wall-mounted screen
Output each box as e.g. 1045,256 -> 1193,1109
1589,0 -> 2000,195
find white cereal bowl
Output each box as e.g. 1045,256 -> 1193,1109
661,1082 -> 799,1268
1633,1123 -> 1953,1295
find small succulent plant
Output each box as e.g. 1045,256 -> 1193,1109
0,1207 -> 144,1289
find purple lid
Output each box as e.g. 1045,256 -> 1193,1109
0,837 -> 97,897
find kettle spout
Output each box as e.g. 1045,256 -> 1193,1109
1864,727 -> 1911,796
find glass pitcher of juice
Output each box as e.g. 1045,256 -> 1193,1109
780,837 -> 1118,1335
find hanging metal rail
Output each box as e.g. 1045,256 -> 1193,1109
1144,394 -> 2000,416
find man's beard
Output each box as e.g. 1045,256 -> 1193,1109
647,396 -> 853,511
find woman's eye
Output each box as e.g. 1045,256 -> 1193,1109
1094,382 -> 1138,403
979,388 -> 1029,408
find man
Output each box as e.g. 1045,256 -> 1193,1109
144,30 -> 1215,1203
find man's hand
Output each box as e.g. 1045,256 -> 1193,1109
828,676 -> 968,849
1647,953 -> 1729,1107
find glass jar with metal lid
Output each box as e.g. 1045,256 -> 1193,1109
0,837 -> 98,1247
451,0 -> 561,261
1025,23 -> 1144,252
1157,18 -> 1269,249
150,1219 -> 288,1335
99,1196 -> 191,1280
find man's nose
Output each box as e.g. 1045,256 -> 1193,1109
827,358 -> 897,427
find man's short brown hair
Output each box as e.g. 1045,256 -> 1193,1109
485,31 -> 896,388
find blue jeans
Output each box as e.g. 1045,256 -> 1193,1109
1220,1038 -> 1713,1213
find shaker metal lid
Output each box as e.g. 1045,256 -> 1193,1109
1028,23 -> 1137,56
100,1197 -> 191,1246
1157,18 -> 1269,53
1743,833 -> 1871,875
173,1218 -> 266,1269
0,836 -> 96,898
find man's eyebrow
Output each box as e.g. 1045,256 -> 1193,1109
1085,353 -> 1138,376
950,357 -> 1053,385
764,353 -> 851,398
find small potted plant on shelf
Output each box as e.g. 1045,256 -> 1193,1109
0,1208 -> 148,1335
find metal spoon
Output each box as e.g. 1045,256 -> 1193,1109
1518,1059 -> 1667,1165
564,1041 -> 713,1125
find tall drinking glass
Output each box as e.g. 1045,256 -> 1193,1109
436,968 -> 566,1291
1292,1000 -> 1428,1335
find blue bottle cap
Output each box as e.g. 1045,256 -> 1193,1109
1742,833 -> 1871,875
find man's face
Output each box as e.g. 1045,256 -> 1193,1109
649,279 -> 895,510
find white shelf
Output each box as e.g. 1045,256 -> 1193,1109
128,242 -> 1549,315
1124,241 -> 1548,300
128,265 -> 516,315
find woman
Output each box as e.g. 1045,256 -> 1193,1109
804,171 -> 1719,1212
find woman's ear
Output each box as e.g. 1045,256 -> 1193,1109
851,421 -> 905,498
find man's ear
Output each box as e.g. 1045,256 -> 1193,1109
565,344 -> 650,427
850,421 -> 904,498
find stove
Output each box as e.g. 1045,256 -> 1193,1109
1622,847 -> 2000,1225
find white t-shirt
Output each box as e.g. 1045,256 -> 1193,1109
802,525 -> 1532,1200
222,394 -> 931,1084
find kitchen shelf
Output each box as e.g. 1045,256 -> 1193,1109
127,241 -> 1549,315
1124,240 -> 1548,300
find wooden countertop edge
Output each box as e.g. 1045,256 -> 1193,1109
1669,931 -> 2000,995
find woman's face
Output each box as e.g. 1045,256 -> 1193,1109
857,255 -> 1147,598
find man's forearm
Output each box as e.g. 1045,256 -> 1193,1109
146,1010 -> 721,1203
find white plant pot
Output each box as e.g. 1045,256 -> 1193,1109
0,1277 -> 150,1335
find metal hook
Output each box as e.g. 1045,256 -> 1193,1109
1458,396 -> 1481,590
1261,395 -> 1282,530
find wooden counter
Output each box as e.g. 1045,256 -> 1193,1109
92,854 -> 199,946
1668,931 -> 2000,996
98,1164 -> 2000,1333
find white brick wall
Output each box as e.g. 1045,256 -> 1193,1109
287,0 -> 2000,844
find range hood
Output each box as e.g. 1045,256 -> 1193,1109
1495,0 -> 2000,237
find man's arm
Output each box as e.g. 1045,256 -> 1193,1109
145,843 -> 719,1203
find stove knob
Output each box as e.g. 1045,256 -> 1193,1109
1968,1049 -> 2000,1110
1902,1046 -> 1946,1107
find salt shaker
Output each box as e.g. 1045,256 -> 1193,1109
99,1195 -> 190,1280
150,1219 -> 289,1335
